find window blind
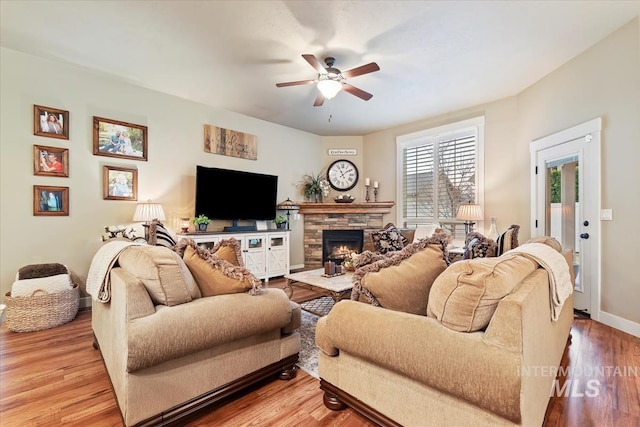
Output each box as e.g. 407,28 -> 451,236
402,131 -> 477,224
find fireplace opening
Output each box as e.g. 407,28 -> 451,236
322,230 -> 364,265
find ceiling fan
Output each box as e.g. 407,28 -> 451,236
276,54 -> 380,106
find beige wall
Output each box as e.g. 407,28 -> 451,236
364,18 -> 640,328
0,48 -> 322,300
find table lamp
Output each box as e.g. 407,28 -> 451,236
133,200 -> 166,241
456,202 -> 483,236
275,198 -> 299,230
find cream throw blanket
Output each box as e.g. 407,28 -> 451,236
86,240 -> 141,303
508,243 -> 573,321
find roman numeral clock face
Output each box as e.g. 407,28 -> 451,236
327,159 -> 359,191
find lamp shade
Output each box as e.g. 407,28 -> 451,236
317,79 -> 342,99
456,203 -> 483,221
133,201 -> 166,223
276,198 -> 299,211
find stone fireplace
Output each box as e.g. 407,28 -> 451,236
322,229 -> 364,265
297,201 -> 394,268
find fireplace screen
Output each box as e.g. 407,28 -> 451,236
322,230 -> 364,264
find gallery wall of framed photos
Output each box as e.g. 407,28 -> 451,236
31,106 -> 149,216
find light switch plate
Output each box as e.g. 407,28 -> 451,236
600,209 -> 613,221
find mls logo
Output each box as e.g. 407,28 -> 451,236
551,379 -> 600,397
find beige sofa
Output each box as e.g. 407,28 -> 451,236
91,245 -> 300,427
316,245 -> 574,426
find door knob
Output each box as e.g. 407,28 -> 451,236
580,233 -> 590,239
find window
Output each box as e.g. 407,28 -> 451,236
396,117 -> 484,239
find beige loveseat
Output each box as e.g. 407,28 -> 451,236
316,241 -> 574,426
91,244 -> 300,426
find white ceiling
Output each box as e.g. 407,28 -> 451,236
2,1 -> 639,136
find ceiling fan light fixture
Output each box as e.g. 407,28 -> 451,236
317,79 -> 342,99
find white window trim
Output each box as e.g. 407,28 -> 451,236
396,116 -> 485,229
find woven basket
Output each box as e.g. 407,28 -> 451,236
4,284 -> 79,332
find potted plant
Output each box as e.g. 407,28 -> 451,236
274,215 -> 288,229
192,214 -> 211,232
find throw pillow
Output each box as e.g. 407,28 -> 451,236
463,232 -> 497,259
353,250 -> 391,268
176,239 -> 262,297
496,224 -> 520,256
117,245 -> 200,306
148,220 -> 177,248
351,233 -> 450,315
427,253 -> 538,332
211,238 -> 244,266
370,223 -> 408,254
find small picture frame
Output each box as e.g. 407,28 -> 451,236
93,116 -> 148,161
103,165 -> 138,201
34,185 -> 69,216
34,105 -> 69,140
33,145 -> 69,177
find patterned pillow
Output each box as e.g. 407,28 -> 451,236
496,225 -> 520,256
351,233 -> 450,315
148,220 -> 177,248
370,223 -> 408,254
463,232 -> 497,259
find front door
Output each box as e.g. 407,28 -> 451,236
530,118 -> 601,317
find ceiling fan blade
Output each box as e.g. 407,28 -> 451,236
313,92 -> 325,107
276,80 -> 316,88
302,54 -> 327,75
341,62 -> 380,79
343,83 -> 373,101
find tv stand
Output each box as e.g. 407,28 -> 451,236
223,220 -> 256,232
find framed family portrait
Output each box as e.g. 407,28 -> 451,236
103,165 -> 138,201
34,105 -> 69,140
93,116 -> 148,161
34,185 -> 69,216
33,145 -> 69,177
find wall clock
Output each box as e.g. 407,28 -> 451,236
327,159 -> 359,191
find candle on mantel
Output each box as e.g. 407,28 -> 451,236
374,181 -> 379,188
365,178 -> 370,186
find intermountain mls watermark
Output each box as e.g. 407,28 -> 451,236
518,365 -> 639,397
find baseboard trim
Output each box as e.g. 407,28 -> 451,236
598,310 -> 640,338
290,263 -> 305,271
79,296 -> 91,309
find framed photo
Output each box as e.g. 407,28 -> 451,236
103,165 -> 138,201
34,105 -> 69,140
93,116 -> 148,161
33,145 -> 69,177
34,185 -> 69,216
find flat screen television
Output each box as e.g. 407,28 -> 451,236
195,166 -> 278,231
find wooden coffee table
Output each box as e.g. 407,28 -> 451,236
284,268 -> 354,302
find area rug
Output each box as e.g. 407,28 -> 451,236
298,311 -> 320,378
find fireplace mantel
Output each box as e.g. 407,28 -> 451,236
297,201 -> 394,215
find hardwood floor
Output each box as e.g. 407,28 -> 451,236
1,279 -> 639,426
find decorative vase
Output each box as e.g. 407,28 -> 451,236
278,222 -> 287,229
488,217 -> 499,240
314,192 -> 323,203
198,223 -> 208,232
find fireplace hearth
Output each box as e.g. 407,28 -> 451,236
322,230 -> 364,265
